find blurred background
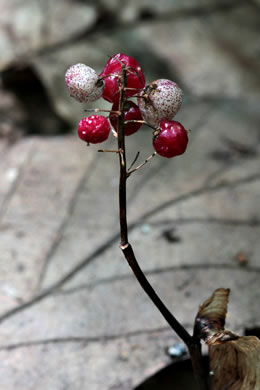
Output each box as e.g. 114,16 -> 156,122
0,0 -> 259,389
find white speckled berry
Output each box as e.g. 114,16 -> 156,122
65,63 -> 104,103
138,79 -> 183,127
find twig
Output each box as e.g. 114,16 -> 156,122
124,119 -> 145,124
123,87 -> 142,91
127,66 -> 144,85
111,129 -> 118,138
124,119 -> 155,130
98,149 -> 120,153
128,152 -> 140,172
116,63 -> 208,389
84,108 -> 120,115
127,152 -> 157,177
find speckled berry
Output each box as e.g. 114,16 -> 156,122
109,101 -> 143,136
153,120 -> 188,158
78,115 -> 110,144
100,53 -> 145,103
138,79 -> 183,127
65,64 -> 104,103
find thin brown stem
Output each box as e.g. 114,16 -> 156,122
109,111 -> 121,118
117,64 -> 128,245
123,87 -> 142,91
127,152 -> 157,177
98,149 -> 120,153
124,119 -> 145,124
116,65 -> 208,389
84,108 -> 119,114
124,119 -> 155,130
120,242 -> 192,344
128,151 -> 140,172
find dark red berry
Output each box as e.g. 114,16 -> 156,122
100,53 -> 145,103
153,120 -> 188,158
109,101 -> 143,136
78,115 -> 110,144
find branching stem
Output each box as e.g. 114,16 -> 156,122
127,152 -> 157,177
128,151 -> 140,172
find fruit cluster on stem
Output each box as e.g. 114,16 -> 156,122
65,54 -> 208,389
65,53 -> 189,160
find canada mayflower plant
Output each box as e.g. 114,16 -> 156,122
65,53 -> 260,390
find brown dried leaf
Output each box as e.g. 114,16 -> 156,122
194,288 -> 230,341
209,336 -> 260,390
194,289 -> 260,389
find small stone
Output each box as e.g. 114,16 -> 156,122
167,343 -> 187,358
141,224 -> 151,234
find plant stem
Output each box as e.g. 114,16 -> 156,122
116,65 -> 208,390
127,152 -> 157,177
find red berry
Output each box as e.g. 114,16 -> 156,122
138,79 -> 183,127
153,120 -> 188,158
109,101 -> 143,136
78,115 -> 110,144
100,53 -> 145,103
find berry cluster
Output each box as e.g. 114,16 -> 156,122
65,53 -> 188,158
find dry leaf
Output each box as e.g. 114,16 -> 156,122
194,288 -> 230,342
194,288 -> 260,389
209,336 -> 260,390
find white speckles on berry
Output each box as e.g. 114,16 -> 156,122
65,64 -> 104,103
138,79 -> 183,127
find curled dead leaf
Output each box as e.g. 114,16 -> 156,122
194,288 -> 230,342
194,289 -> 260,389
209,336 -> 260,390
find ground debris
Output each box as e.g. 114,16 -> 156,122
195,289 -> 260,390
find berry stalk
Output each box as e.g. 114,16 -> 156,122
116,65 -> 208,389
117,63 -> 128,246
